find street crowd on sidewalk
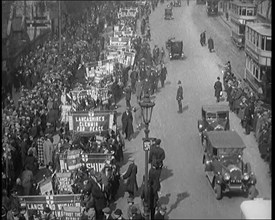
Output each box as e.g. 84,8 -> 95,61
201,30 -> 272,175
2,0 -> 169,219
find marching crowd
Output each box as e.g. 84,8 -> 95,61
2,0 -> 169,219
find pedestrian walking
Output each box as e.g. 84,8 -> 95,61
133,106 -> 142,130
160,64 -> 167,88
149,139 -> 165,181
121,107 -> 134,141
200,31 -> 206,46
208,36 -> 214,52
123,85 -> 132,109
214,77 -> 223,102
176,80 -> 184,113
122,158 -> 138,199
135,78 -> 143,102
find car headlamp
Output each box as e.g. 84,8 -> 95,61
199,124 -> 203,129
243,173 -> 250,181
205,159 -> 212,165
223,172 -> 230,181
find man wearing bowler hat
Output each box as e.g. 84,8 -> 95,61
122,158 -> 138,199
176,80 -> 183,113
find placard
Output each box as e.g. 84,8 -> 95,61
18,194 -> 82,220
39,178 -> 53,195
66,150 -> 82,170
69,111 -> 114,133
61,105 -> 72,122
80,153 -> 112,172
56,172 -> 73,194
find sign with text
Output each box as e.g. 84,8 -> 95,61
56,172 -> 73,194
66,150 -> 82,170
18,194 -> 82,220
110,37 -> 131,47
80,153 -> 112,172
69,111 -> 114,133
39,178 -> 53,195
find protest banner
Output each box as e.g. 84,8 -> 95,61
69,111 -> 114,133
18,194 -> 82,220
66,150 -> 82,171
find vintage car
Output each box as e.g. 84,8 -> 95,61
169,41 -> 184,60
202,131 -> 257,200
164,8 -> 173,20
198,104 -> 230,144
240,198 -> 271,219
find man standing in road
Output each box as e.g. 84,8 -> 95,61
176,81 -> 183,113
208,36 -> 214,52
214,77 -> 223,102
160,63 -> 167,88
149,139 -> 165,181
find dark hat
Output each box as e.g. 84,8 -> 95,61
129,157 -> 135,162
114,209 -> 123,216
217,77 -> 220,80
102,207 -> 111,214
156,139 -> 161,145
178,80 -> 181,84
43,207 -> 51,214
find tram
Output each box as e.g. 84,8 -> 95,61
230,1 -> 257,49
244,22 -> 271,104
206,0 -> 219,16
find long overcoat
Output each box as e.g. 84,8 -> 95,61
121,111 -> 134,137
123,163 -> 138,194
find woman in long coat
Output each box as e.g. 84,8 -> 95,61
121,108 -> 134,141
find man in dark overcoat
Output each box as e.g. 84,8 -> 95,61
122,158 -> 138,199
176,80 -> 183,113
208,36 -> 214,52
121,107 -> 134,141
160,64 -> 167,88
214,77 -> 223,102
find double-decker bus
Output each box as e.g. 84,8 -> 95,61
244,23 -> 271,104
206,0 -> 219,16
230,0 -> 257,49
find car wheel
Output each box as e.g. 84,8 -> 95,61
214,182 -> 222,200
248,185 -> 256,200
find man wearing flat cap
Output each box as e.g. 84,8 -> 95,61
102,207 -> 113,220
122,158 -> 138,199
176,80 -> 183,113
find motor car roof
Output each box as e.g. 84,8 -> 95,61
165,8 -> 172,12
202,104 -> 229,113
240,199 -> 271,219
205,130 -> 246,149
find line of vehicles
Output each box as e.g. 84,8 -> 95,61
198,104 -> 257,200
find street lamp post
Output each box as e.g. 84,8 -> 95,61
139,93 -> 155,220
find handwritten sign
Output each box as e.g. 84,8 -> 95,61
56,172 -> 73,194
18,194 -> 82,220
110,37 -> 131,47
39,178 -> 53,195
69,111 -> 114,133
80,153 -> 112,172
66,150 -> 81,170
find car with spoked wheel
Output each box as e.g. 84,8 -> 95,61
202,130 -> 257,200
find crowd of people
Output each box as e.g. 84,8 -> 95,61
2,0 -> 170,219
222,61 -> 272,174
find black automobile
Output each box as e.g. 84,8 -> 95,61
202,131 -> 257,200
169,41 -> 184,60
164,8 -> 173,20
198,104 -> 230,144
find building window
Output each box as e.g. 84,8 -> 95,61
246,9 -> 253,16
251,30 -> 254,44
255,33 -> 259,47
261,36 -> 265,50
266,37 -> 271,51
241,8 -> 246,16
239,7 -> 242,15
239,25 -> 245,35
255,66 -> 259,79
